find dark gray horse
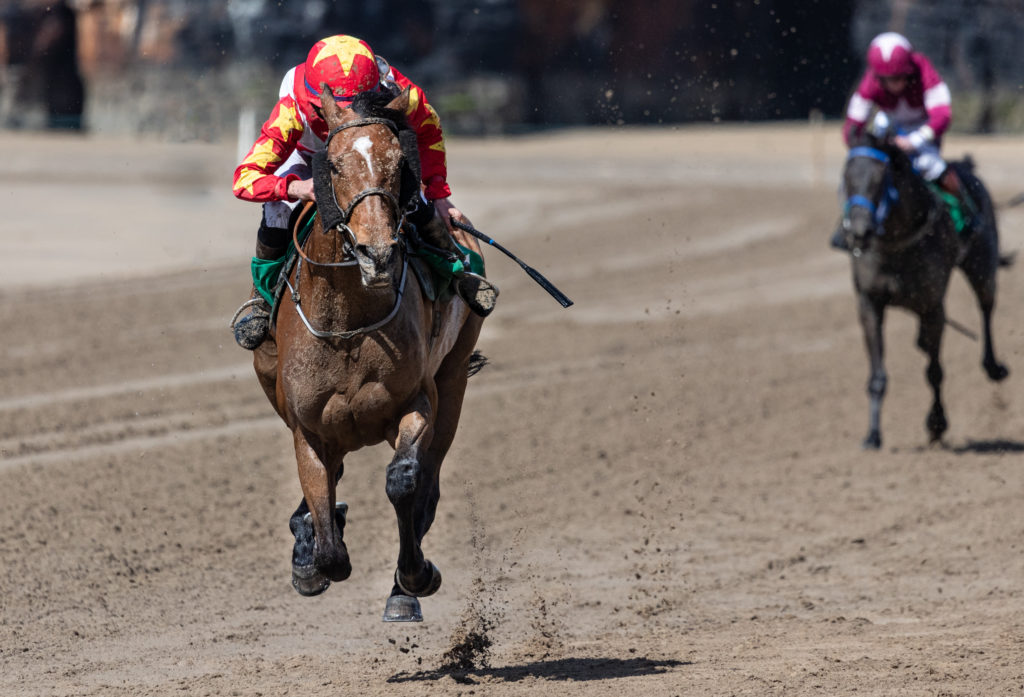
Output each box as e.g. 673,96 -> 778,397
840,134 -> 1009,449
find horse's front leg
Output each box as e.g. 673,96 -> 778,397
918,308 -> 948,443
858,294 -> 887,449
292,427 -> 350,596
383,392 -> 441,622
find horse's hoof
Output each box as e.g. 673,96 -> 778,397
985,362 -> 1009,382
291,564 -> 331,597
862,433 -> 881,450
382,594 -> 423,622
395,560 -> 442,598
927,411 -> 948,442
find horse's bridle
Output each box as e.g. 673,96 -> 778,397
286,116 -> 411,340
844,145 -> 936,256
295,116 -> 407,267
844,146 -> 899,232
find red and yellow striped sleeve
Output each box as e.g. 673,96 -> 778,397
390,67 -> 451,201
232,96 -> 306,203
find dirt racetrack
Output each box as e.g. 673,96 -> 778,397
2,124 -> 1024,696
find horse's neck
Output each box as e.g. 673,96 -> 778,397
890,169 -> 933,234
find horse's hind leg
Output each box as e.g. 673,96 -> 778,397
964,256 -> 1009,381
292,427 -> 350,595
918,309 -> 948,443
959,174 -> 1009,382
289,469 -> 348,596
858,295 -> 887,449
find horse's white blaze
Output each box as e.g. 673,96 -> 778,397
354,135 -> 375,177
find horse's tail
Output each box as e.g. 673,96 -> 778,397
467,349 -> 489,378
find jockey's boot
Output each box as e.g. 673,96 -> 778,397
231,232 -> 288,350
830,219 -> 850,251
940,167 -> 979,236
412,206 -> 498,317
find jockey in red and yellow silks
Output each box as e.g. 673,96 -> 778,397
233,35 -> 451,218
230,35 -> 495,351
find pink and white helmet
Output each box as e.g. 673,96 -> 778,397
867,32 -> 914,77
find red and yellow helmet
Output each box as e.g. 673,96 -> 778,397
299,35 -> 380,112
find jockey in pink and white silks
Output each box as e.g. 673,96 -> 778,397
843,32 -> 952,182
832,32 -> 974,251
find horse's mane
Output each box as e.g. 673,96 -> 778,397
848,131 -> 890,153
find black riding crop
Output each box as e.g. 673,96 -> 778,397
450,218 -> 574,308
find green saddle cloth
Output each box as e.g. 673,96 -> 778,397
250,211 -> 485,308
928,184 -> 970,238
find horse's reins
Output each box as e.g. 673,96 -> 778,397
287,116 -> 410,341
845,146 -> 935,257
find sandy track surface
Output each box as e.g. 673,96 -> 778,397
2,126 -> 1024,696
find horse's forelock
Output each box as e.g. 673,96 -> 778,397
350,89 -> 409,129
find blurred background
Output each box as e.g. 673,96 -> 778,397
1,0 -> 1022,141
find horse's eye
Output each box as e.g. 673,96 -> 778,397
328,159 -> 341,174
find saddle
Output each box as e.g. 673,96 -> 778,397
251,202 -> 484,329
927,182 -> 974,239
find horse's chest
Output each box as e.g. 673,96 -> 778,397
281,346 -> 418,440
854,254 -> 952,309
324,382 -> 389,426
289,380 -> 411,445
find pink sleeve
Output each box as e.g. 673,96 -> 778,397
842,72 -> 877,145
914,54 -> 952,138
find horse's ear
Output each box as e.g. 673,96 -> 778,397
319,83 -> 344,127
386,86 -> 411,115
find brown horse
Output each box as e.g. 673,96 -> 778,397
252,85 -> 484,622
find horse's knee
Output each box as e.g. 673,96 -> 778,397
386,458 -> 420,506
